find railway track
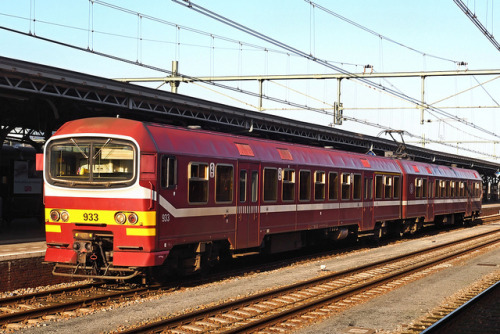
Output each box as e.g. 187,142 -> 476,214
478,213 -> 500,224
420,280 -> 499,334
118,228 -> 500,334
1,218 -> 497,331
405,272 -> 500,334
0,282 -> 160,329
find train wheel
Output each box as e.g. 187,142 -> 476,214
370,223 -> 386,244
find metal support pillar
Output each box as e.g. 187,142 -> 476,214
258,79 -> 263,111
420,76 -> 426,124
334,78 -> 343,125
170,61 -> 180,93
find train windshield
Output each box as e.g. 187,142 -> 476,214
46,137 -> 137,188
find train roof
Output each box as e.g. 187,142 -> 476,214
146,120 -> 401,173
51,118 -> 481,180
396,159 -> 480,181
51,117 -> 158,152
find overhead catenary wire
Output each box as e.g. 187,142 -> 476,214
1,23 -> 497,159
305,0 -> 462,64
1,3 -> 497,159
173,0 -> 500,142
472,76 -> 500,106
430,75 -> 500,106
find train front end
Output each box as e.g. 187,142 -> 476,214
42,119 -> 164,280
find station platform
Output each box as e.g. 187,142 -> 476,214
0,217 -> 44,261
481,202 -> 500,216
0,217 -> 53,293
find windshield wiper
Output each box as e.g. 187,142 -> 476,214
93,138 -> 112,159
71,138 -> 89,159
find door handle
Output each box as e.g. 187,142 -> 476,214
148,181 -> 154,210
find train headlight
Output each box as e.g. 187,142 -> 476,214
128,213 -> 139,225
61,211 -> 70,222
50,210 -> 60,222
73,242 -> 81,251
115,212 -> 127,224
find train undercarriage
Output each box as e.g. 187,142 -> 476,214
50,210 -> 481,282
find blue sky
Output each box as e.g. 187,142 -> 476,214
1,0 -> 500,160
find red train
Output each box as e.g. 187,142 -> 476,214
39,117 -> 482,280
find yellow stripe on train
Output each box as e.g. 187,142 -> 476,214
46,224 -> 62,233
126,228 -> 156,236
45,209 -> 156,226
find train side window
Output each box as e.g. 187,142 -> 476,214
364,177 -> 373,200
451,181 -> 455,197
239,170 -> 247,202
341,173 -> 351,200
263,168 -> 278,202
299,170 -> 311,201
460,182 -> 465,197
161,156 -> 177,189
251,171 -> 258,203
384,176 -> 392,199
353,174 -> 361,200
282,169 -> 295,201
440,180 -> 446,198
188,162 -> 209,204
375,175 -> 383,199
216,165 -> 234,203
328,172 -> 338,200
314,171 -> 326,201
415,178 -> 422,198
394,176 -> 401,199
446,180 -> 451,197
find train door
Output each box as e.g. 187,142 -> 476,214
466,181 -> 472,215
157,155 -> 177,248
362,173 -> 374,230
236,162 -> 260,249
427,177 -> 435,221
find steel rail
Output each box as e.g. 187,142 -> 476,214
420,280 -> 500,334
0,285 -> 153,326
118,228 -> 500,333
0,282 -> 101,305
224,234 -> 500,333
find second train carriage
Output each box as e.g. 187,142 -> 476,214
40,117 -> 482,280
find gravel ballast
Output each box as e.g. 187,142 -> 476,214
17,222 -> 500,334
